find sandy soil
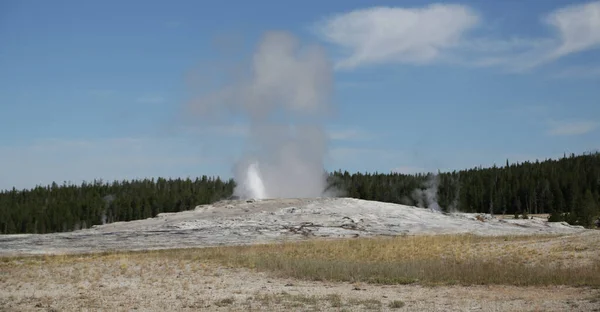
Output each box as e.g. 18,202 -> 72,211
0,198 -> 587,256
2,253 -> 599,312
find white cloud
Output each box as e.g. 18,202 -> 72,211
316,4 -> 480,69
547,120 -> 599,136
472,1 -> 600,71
317,1 -> 600,72
461,37 -> 553,54
0,137 -> 219,191
465,38 -> 556,71
543,1 -> 600,62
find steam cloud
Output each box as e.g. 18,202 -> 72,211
412,174 -> 442,212
188,31 -> 334,199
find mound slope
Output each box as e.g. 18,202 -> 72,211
0,197 -> 587,256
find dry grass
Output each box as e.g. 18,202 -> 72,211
187,233 -> 600,286
348,298 -> 382,309
388,300 -> 406,309
2,233 -> 600,311
2,233 -> 599,288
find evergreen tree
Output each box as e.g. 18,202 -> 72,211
3,152 -> 600,234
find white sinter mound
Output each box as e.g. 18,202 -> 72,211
0,197 -> 586,256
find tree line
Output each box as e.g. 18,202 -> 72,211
328,152 -> 600,227
1,152 -> 599,234
0,177 -> 234,234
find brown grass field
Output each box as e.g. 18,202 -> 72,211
2,231 -> 600,311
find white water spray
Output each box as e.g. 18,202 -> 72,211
246,162 -> 267,199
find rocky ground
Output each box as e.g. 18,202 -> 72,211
0,197 -> 587,256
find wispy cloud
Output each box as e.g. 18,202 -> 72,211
547,120 -> 599,136
480,1 -> 600,72
316,4 -> 479,69
460,37 -> 553,54
501,106 -> 598,136
316,1 -> 600,73
465,38 -> 556,72
543,1 -> 600,63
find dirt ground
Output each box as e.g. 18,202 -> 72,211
2,232 -> 600,312
1,198 -> 598,311
1,259 -> 599,312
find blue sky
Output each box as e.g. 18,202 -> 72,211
1,0 -> 599,190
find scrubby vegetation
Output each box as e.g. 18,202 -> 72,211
1,152 -> 599,234
4,233 -> 599,311
192,234 -> 600,287
4,233 -> 599,287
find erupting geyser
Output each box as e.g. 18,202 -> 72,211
188,31 -> 334,200
245,162 -> 267,199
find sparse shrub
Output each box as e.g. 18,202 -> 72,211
521,211 -> 528,219
356,298 -> 382,309
119,260 -> 128,274
388,300 -> 405,308
325,294 -> 342,307
214,297 -> 235,307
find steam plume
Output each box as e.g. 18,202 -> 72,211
412,174 -> 442,212
188,31 -> 334,199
